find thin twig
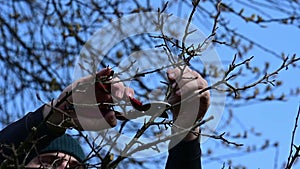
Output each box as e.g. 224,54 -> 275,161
285,103 -> 300,169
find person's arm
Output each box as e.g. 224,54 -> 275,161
165,127 -> 201,169
0,105 -> 65,165
0,68 -> 134,166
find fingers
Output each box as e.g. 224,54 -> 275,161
111,77 -> 134,100
59,68 -> 136,130
110,78 -> 125,99
167,67 -> 208,97
99,71 -> 134,127
125,87 -> 134,99
179,70 -> 208,97
94,69 -> 134,101
167,66 -> 192,82
102,110 -> 117,127
99,86 -> 134,128
167,66 -> 210,121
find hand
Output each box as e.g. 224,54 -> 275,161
43,68 -> 134,131
167,66 -> 210,141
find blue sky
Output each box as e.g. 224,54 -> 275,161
2,1 -> 299,168
196,3 -> 300,169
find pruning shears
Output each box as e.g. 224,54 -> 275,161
114,97 -> 171,121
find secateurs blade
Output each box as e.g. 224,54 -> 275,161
114,97 -> 171,121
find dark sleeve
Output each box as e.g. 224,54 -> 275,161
0,105 -> 65,165
165,138 -> 201,169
